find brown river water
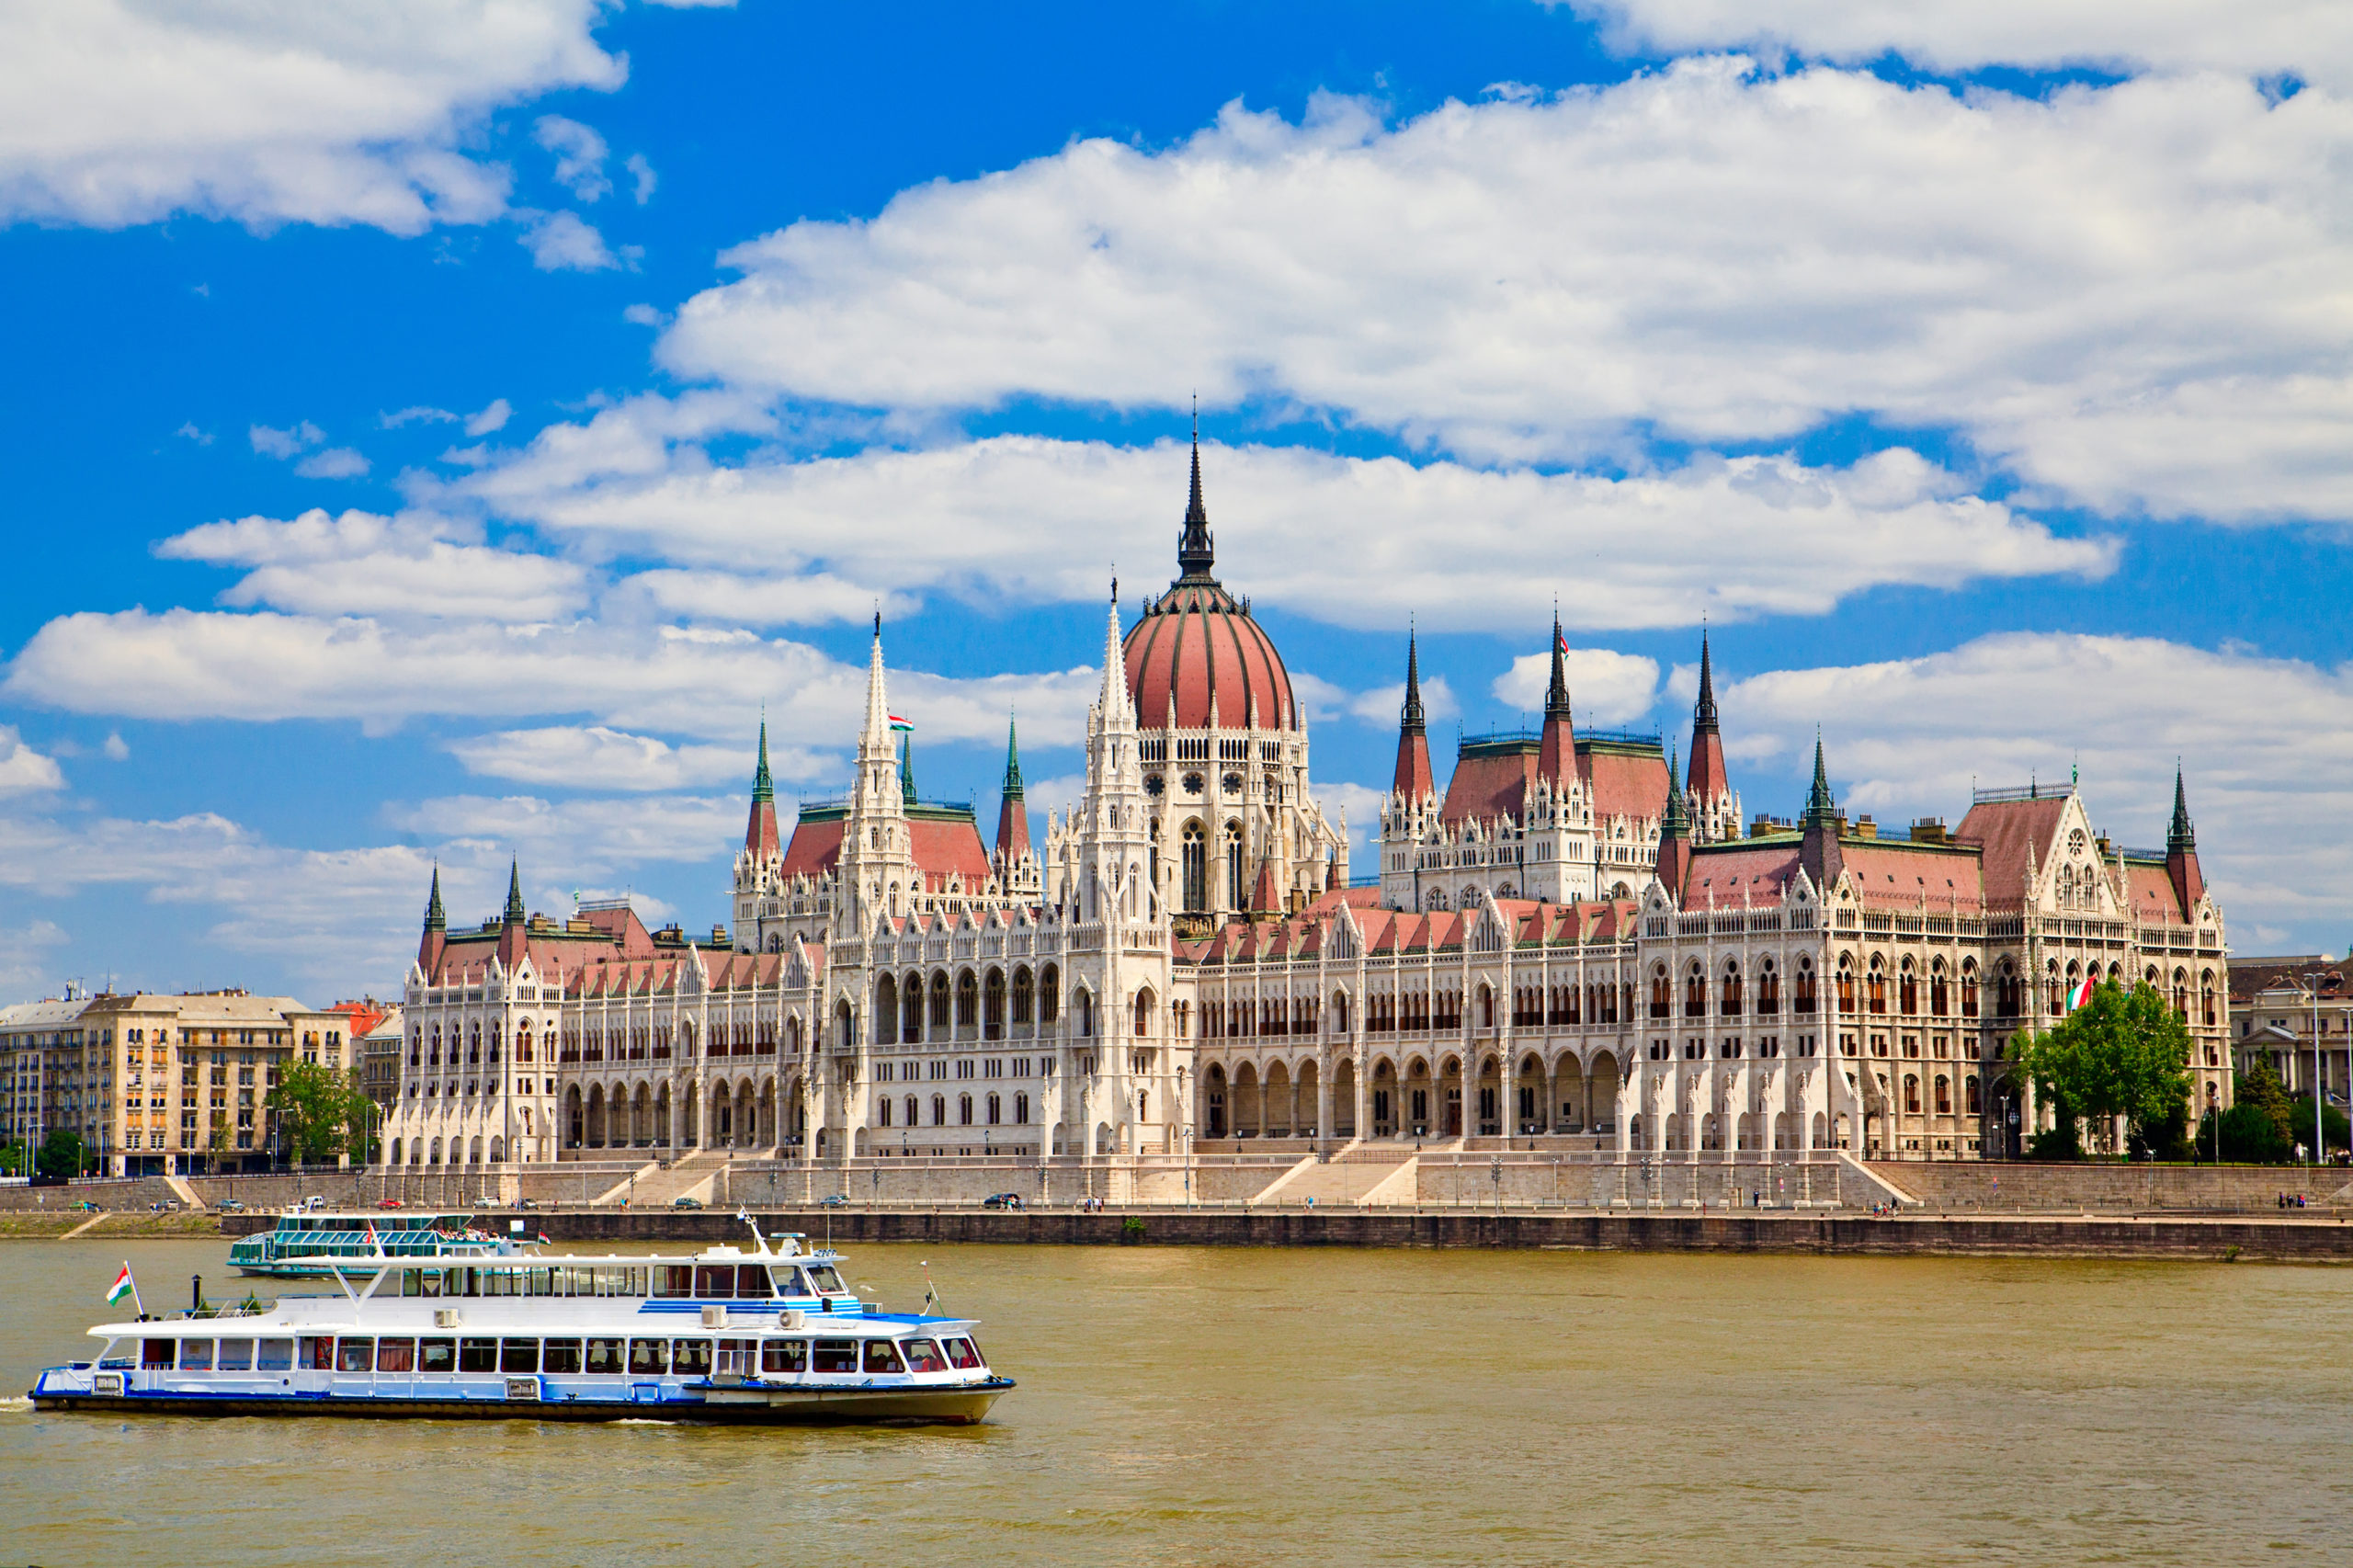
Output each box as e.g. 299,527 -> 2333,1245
3,1237 -> 2349,1567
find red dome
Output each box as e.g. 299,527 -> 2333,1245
1125,580 -> 1296,732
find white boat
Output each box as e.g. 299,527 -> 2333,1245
31,1223 -> 1013,1426
226,1211 -> 537,1278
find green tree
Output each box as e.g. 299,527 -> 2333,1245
36,1129 -> 91,1181
0,1139 -> 27,1177
2193,1062 -> 2297,1163
2286,1096 -> 2349,1158
265,1060 -> 371,1165
2007,981 -> 2193,1159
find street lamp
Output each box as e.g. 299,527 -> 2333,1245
2303,971 -> 2328,1165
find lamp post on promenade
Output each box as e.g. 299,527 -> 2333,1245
2303,971 -> 2327,1165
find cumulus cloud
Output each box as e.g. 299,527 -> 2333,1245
519,209 -> 618,271
450,430 -> 2108,632
625,152 -> 656,204
607,569 -> 915,627
1574,1 -> 2353,88
465,398 -> 513,437
1292,670 -> 1460,728
448,724 -> 827,790
157,508 -> 590,621
0,727 -> 65,795
658,70 -> 2353,520
294,447 -> 369,480
251,421 -> 324,459
4,608 -> 1106,747
102,732 -> 129,761
1491,646 -> 1663,725
1724,631 -> 2353,932
532,114 -> 609,202
0,0 -> 625,233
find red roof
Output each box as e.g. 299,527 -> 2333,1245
2126,862 -> 2189,926
1679,842 -> 1806,906
1838,843 -> 1986,912
1582,746 -> 1670,824
1124,579 -> 1295,732
779,818 -> 846,880
1441,750 -> 1538,825
1954,796 -> 2068,909
911,818 -> 994,886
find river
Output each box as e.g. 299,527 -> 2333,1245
4,1238 -> 2348,1565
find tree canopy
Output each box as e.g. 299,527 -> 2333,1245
2007,980 -> 2193,1158
36,1129 -> 92,1181
264,1061 -> 374,1165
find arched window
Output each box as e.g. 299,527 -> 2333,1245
1074,989 -> 1095,1038
1836,960 -> 1856,1015
931,1094 -> 947,1127
1650,966 -> 1672,1019
987,1093 -> 1001,1125
1721,963 -> 1743,1017
1014,1091 -> 1029,1125
1039,965 -> 1060,1026
956,970 -> 979,1029
1181,821 -> 1207,913
959,1094 -> 972,1126
1965,1075 -> 1982,1114
878,1097 -> 892,1127
1930,960 -> 1949,1017
1898,960 -> 1917,1017
904,1095 -> 919,1127
1934,1075 -> 1950,1114
1132,988 -> 1154,1038
984,970 -> 1006,1039
929,971 -> 950,1029
1904,1074 -> 1920,1113
1224,821 -> 1245,911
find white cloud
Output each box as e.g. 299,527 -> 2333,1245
1723,631 -> 2353,933
519,209 -> 618,271
157,509 -> 590,621
251,421 -> 324,459
1574,1 -> 2353,88
608,569 -> 915,627
0,727 -> 65,795
175,422 -> 213,445
3,608 -> 1107,746
385,792 -> 746,875
448,725 -> 828,791
0,0 -> 625,233
625,152 -> 656,204
0,916 -> 71,996
1291,670 -> 1461,727
381,405 -> 458,428
622,302 -> 666,327
451,430 -> 2107,632
464,398 -> 513,437
533,114 -> 609,202
294,447 -> 369,480
1492,646 -> 1662,725
102,732 -> 129,762
659,71 -> 2353,520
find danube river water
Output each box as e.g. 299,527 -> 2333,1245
4,1238 -> 2350,1566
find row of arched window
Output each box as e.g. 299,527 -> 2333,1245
875,1091 -> 1031,1128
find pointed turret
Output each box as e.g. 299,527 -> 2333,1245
1391,629 -> 1436,801
1537,613 -> 1576,786
497,858 -> 529,967
2165,764 -> 2205,915
900,731 -> 918,808
1800,732 -> 1844,892
1686,631 -> 1733,838
995,713 -> 1030,865
1176,416 -> 1215,582
417,864 -> 447,972
504,859 -> 526,926
1654,744 -> 1693,897
744,715 -> 781,862
1097,591 -> 1134,725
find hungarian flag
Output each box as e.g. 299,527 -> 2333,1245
2064,976 -> 2095,1013
105,1263 -> 135,1306
889,715 -> 913,733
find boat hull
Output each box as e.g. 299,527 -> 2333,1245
29,1378 -> 1013,1426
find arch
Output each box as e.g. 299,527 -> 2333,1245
1039,964 -> 1061,1026
929,970 -> 951,1033
1012,965 -> 1035,1027
1264,1059 -> 1293,1138
390,1136 -> 404,1166
1181,819 -> 1208,912
956,968 -> 980,1032
834,999 -> 856,1051
1132,985 -> 1156,1039
875,973 -> 899,1045
984,967 -> 1006,1039
1073,987 -> 1095,1038
1223,819 -> 1245,911
428,1136 -> 443,1165
564,1085 -> 584,1150
1204,1061 -> 1228,1137
488,1135 -> 505,1163
1233,1060 -> 1261,1138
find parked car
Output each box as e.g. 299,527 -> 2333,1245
214,1199 -> 244,1212
516,1197 -> 539,1210
377,1198 -> 404,1210
672,1196 -> 704,1210
981,1192 -> 1024,1210
301,1195 -> 325,1210
817,1193 -> 849,1208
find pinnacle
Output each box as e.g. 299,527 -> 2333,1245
1402,629 -> 1426,733
503,858 -> 526,926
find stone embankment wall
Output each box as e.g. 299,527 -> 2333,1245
223,1206 -> 2353,1263
1866,1161 -> 2353,1210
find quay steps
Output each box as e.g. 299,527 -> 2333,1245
1252,1143 -> 1426,1207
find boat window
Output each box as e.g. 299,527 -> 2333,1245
733,1265 -> 773,1300
654,1266 -> 694,1299
486,1268 -> 522,1298
180,1339 -> 214,1371
218,1338 -> 255,1371
376,1338 -> 415,1373
595,1267 -> 645,1297
900,1338 -> 947,1373
774,1268 -> 808,1296
694,1265 -> 734,1298
812,1340 -> 858,1374
500,1338 -> 539,1374
142,1339 -> 174,1369
861,1340 -> 905,1374
585,1338 -> 625,1375
304,1336 -> 335,1370
256,1338 -> 295,1371
806,1266 -> 846,1294
941,1336 -> 983,1370
417,1269 -> 442,1299
459,1337 -> 499,1373
715,1338 -> 756,1376
448,1268 -> 476,1298
542,1339 -> 583,1375
628,1338 -> 670,1375
673,1339 -> 713,1376
335,1338 -> 373,1373
761,1339 -> 807,1374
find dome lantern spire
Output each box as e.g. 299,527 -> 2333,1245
1177,409 -> 1215,582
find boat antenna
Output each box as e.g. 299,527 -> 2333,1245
739,1207 -> 766,1254
920,1259 -> 944,1317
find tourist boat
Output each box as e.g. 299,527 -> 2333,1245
226,1210 -> 537,1278
30,1223 -> 1013,1426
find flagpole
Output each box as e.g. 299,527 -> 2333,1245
126,1264 -> 143,1321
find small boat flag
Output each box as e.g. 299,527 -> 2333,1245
106,1262 -> 139,1313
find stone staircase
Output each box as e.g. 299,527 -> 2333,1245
589,1150 -> 750,1208
1252,1144 -> 1425,1207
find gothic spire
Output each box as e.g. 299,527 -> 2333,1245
900,731 -> 917,808
1402,628 -> 1426,733
752,714 -> 774,805
1662,746 -> 1689,837
1002,712 -> 1025,799
503,858 -> 526,926
1695,630 -> 1719,733
1802,732 -> 1837,826
425,864 -> 445,933
1176,414 -> 1215,581
2168,764 -> 2196,852
1545,610 -> 1571,721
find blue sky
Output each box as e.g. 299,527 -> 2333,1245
5,0 -> 2353,1002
